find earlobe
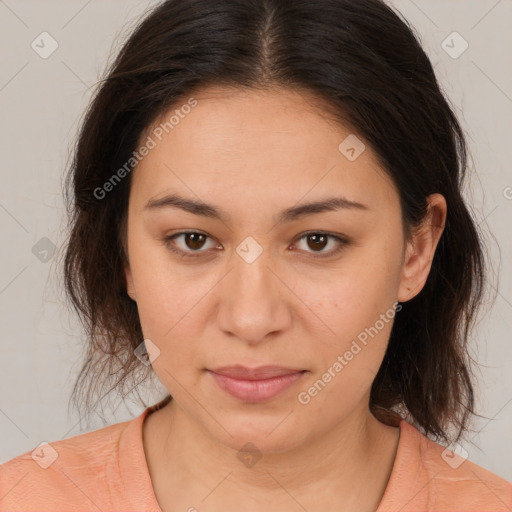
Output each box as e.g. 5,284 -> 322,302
124,263 -> 137,301
397,193 -> 447,302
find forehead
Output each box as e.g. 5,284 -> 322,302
130,86 -> 398,216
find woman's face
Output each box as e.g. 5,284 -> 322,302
124,86 -> 442,452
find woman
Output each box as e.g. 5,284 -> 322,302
1,0 -> 510,510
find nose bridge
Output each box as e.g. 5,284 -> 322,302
216,241 -> 291,343
234,245 -> 273,293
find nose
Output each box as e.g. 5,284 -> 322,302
215,253 -> 293,345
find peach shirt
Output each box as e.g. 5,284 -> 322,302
1,402 -> 511,511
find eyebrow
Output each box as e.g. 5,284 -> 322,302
144,193 -> 369,224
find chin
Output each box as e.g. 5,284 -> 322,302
209,412 -> 308,456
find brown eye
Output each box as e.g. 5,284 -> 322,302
294,232 -> 348,258
183,232 -> 207,250
306,233 -> 329,251
163,231 -> 218,257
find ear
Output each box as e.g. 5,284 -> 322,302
397,193 -> 447,302
124,262 -> 137,302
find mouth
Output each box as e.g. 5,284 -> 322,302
207,365 -> 307,403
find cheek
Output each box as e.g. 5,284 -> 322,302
304,247 -> 401,342
132,266 -> 206,390
295,276 -> 398,417
126,231 -> 195,330
296,239 -> 402,387
134,272 -> 205,341
304,277 -> 396,372
129,249 -> 223,373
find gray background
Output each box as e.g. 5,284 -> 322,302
1,0 -> 511,481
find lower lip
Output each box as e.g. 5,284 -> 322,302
208,371 -> 306,403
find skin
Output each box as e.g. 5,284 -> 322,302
123,86 -> 447,512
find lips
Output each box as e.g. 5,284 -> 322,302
210,365 -> 304,380
207,365 -> 307,402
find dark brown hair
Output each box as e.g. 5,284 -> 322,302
63,0 -> 489,443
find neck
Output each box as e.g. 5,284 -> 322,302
143,399 -> 400,511
144,400 -> 398,511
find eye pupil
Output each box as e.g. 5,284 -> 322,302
307,233 -> 328,251
186,233 -> 206,250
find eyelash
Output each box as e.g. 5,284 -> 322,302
162,230 -> 349,259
